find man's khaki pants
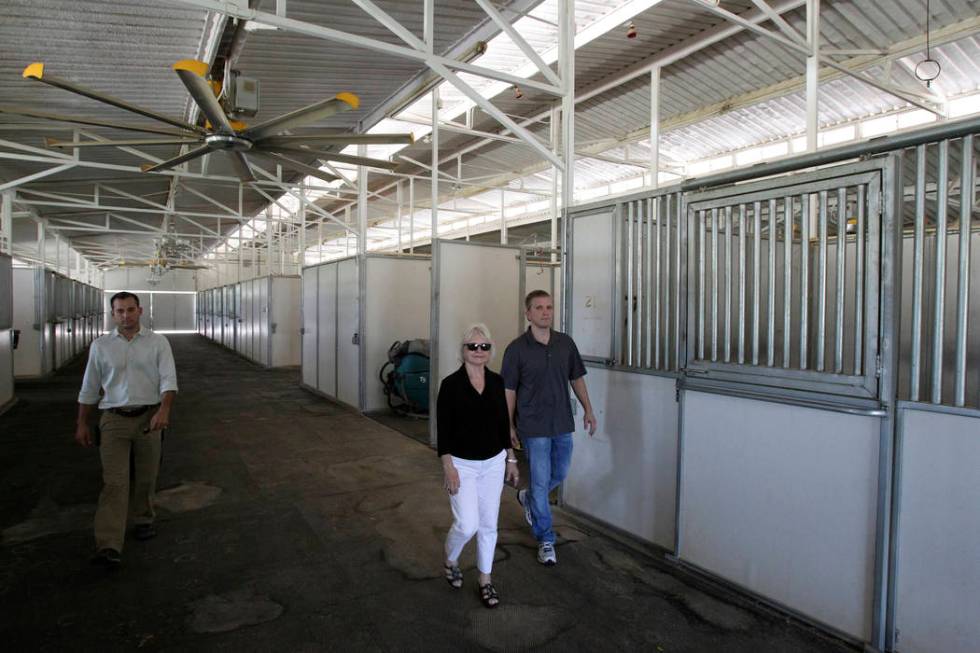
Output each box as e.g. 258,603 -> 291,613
94,410 -> 161,553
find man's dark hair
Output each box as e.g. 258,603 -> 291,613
110,291 -> 141,310
524,289 -> 552,311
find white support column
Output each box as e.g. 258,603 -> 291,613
358,144 -> 368,256
650,66 -> 661,189
408,177 -> 415,254
423,0 -> 434,55
550,104 -> 560,261
0,192 -> 12,255
37,220 -> 45,269
431,87 -> 440,245
559,0 -> 575,245
500,188 -> 507,245
395,180 -> 403,253
806,0 -> 820,152
298,180 -> 306,268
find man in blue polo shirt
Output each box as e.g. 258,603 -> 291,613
501,289 -> 597,566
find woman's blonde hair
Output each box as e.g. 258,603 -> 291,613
459,322 -> 494,361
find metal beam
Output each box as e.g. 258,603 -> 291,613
169,0 -> 563,96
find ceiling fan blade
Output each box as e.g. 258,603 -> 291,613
250,151 -> 339,184
140,144 -> 213,173
22,63 -> 205,134
244,93 -> 359,141
229,152 -> 256,183
263,145 -> 398,171
258,132 -> 415,146
172,60 -> 235,134
45,137 -> 202,149
0,105 -> 197,137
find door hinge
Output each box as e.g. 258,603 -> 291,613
875,355 -> 882,378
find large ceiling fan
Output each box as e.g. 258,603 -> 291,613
0,60 -> 414,183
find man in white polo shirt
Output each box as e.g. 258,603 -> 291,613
75,291 -> 178,567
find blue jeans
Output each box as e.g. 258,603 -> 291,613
523,433 -> 573,544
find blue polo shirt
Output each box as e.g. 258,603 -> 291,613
501,328 -> 587,438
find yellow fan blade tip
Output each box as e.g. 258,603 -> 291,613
23,62 -> 44,79
336,92 -> 360,110
407,134 -> 416,145
173,59 -> 209,77
139,163 -> 154,173
43,137 -> 58,148
229,120 -> 247,131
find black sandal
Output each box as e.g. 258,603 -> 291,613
444,564 -> 463,589
479,583 -> 499,609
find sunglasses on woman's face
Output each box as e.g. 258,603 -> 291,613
464,342 -> 492,352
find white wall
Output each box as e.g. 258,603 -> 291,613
0,254 -> 13,409
432,241 -> 522,443
270,276 -> 300,367
678,390 -> 880,640
12,267 -> 41,377
564,367 -> 678,549
103,267 -> 196,292
570,210 -> 616,360
364,257 -> 430,412
893,407 -> 980,653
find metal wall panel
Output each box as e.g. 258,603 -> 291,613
0,255 -> 12,330
431,241 -> 523,445
255,277 -> 269,366
893,406 -> 980,653
269,276 -> 300,368
364,257 -> 430,413
678,390 -> 880,640
301,269 -> 318,387
0,328 -> 12,411
317,264 -> 338,397
150,293 -> 177,331
12,268 -> 41,377
336,259 -> 360,407
570,209 -> 616,361
173,293 -> 195,331
563,367 -> 678,550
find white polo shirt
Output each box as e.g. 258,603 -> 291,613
78,325 -> 178,409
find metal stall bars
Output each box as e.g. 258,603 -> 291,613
684,159 -> 885,404
902,134 -> 978,409
601,188 -> 685,373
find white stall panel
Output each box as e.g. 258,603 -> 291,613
679,391 -> 880,639
571,210 -> 615,360
0,256 -> 12,409
564,367 -> 677,549
433,241 -> 522,443
894,408 -> 980,653
317,264 -> 338,397
364,257 -> 430,412
523,263 -> 560,329
13,268 -> 41,377
336,259 -> 360,407
240,281 -> 252,358
222,287 -> 234,347
0,329 -> 12,411
256,277 -> 270,366
270,277 -> 300,367
302,270 -> 318,387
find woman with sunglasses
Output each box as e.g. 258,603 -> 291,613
437,323 -> 519,609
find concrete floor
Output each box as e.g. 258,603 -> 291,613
0,334 -> 857,652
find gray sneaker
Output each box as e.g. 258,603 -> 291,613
537,542 -> 557,566
517,489 -> 533,526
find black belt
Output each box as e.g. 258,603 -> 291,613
108,404 -> 158,418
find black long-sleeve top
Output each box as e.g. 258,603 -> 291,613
436,365 -> 511,460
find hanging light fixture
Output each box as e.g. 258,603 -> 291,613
512,85 -> 523,99
914,0 -> 941,87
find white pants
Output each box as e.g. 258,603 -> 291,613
444,450 -> 506,574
